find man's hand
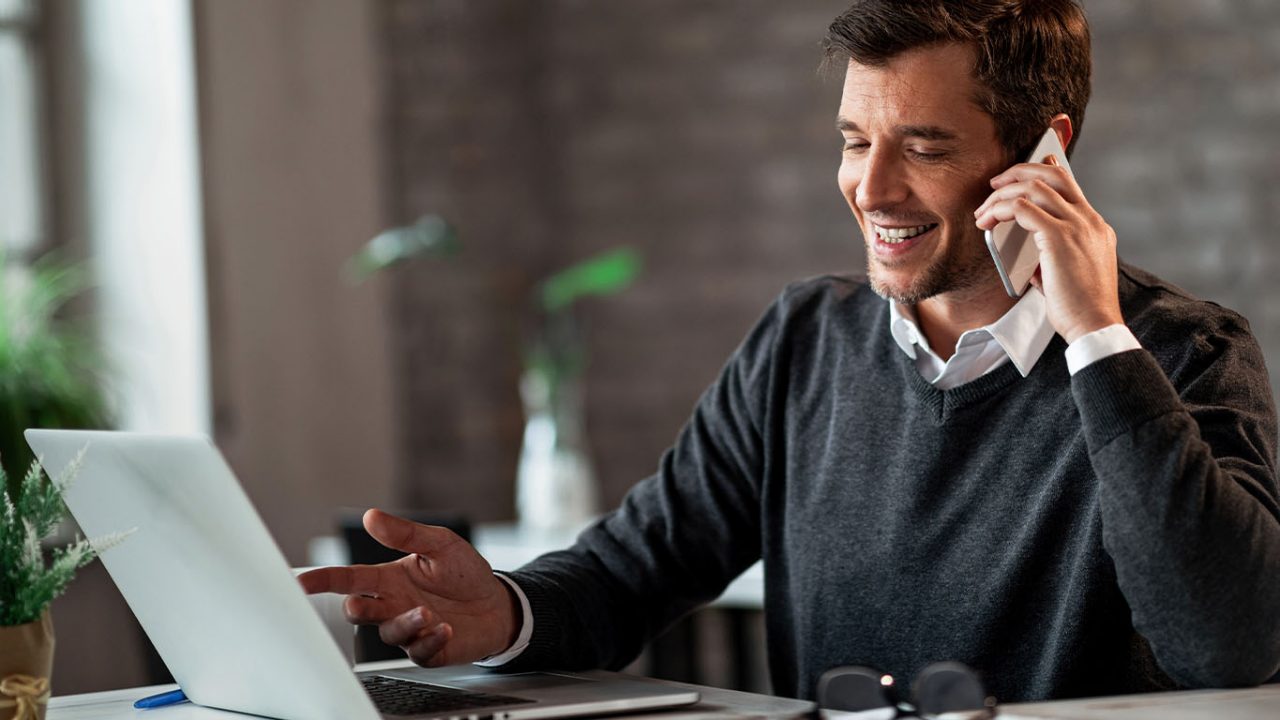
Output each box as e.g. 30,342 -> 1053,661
974,155 -> 1124,343
298,509 -> 520,668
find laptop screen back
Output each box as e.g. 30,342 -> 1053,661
25,429 -> 378,720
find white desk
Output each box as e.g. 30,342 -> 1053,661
48,668 -> 1280,720
1000,685 -> 1280,719
47,661 -> 813,719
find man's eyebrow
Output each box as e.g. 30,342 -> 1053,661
836,118 -> 959,142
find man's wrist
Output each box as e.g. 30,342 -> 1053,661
474,573 -> 534,667
1061,311 -> 1125,344
1065,323 -> 1141,375
501,576 -> 522,651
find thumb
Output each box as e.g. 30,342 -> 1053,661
363,508 -> 461,557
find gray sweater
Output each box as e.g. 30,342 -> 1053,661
505,263 -> 1280,702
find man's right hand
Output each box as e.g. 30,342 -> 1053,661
298,509 -> 520,667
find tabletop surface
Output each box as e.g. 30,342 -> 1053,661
47,663 -> 815,719
48,661 -> 1280,720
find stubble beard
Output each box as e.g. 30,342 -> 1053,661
865,227 -> 996,305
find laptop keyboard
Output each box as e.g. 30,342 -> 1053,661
362,675 -> 532,717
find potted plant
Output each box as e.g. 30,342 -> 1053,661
0,454 -> 128,720
0,251 -> 111,499
517,246 -> 642,533
0,250 -> 113,718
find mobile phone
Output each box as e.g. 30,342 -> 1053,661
984,127 -> 1074,298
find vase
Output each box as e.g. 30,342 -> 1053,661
0,611 -> 53,720
516,368 -> 599,535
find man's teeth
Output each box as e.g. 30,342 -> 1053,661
875,224 -> 934,244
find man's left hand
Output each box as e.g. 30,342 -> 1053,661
974,156 -> 1124,343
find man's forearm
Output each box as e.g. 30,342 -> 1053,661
1074,347 -> 1280,687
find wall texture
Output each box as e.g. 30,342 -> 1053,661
379,1 -> 1280,524
196,0 -> 396,563
381,0 -> 855,518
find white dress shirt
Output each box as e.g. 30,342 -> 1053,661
890,286 -> 1141,386
479,287 -> 1142,665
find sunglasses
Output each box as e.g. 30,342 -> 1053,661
816,661 -> 997,718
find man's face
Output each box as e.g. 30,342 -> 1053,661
837,43 -> 1009,305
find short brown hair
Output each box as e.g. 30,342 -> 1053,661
823,0 -> 1092,159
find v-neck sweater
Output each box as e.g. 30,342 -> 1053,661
505,263 -> 1280,702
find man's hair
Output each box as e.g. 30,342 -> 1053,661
823,0 -> 1092,159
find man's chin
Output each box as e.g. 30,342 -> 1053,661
867,267 -> 939,305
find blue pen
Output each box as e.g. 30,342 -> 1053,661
133,689 -> 188,709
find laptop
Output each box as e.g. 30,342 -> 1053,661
26,429 -> 699,720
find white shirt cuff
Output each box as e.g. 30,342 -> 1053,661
1065,324 -> 1142,375
472,572 -> 533,667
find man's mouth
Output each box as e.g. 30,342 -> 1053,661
873,223 -> 938,244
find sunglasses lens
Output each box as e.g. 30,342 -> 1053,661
913,661 -> 991,716
817,666 -> 896,712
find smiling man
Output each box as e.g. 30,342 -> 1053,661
302,0 -> 1280,703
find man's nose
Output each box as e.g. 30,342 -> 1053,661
855,150 -> 909,213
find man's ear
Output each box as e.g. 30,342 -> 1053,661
1049,113 -> 1074,151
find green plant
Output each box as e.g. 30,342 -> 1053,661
525,246 -> 643,397
0,251 -> 111,499
0,453 -> 129,626
344,214 -> 458,283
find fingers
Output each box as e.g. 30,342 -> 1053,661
363,508 -> 464,558
989,161 -> 1082,203
377,606 -> 454,667
407,623 -> 453,667
975,179 -> 1073,224
297,563 -> 394,596
975,196 -> 1060,235
344,594 -> 399,625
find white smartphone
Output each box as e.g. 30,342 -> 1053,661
984,126 -> 1074,298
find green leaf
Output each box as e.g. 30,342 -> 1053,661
0,456 -> 131,626
539,247 -> 642,313
344,215 -> 458,283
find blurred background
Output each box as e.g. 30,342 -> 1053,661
3,0 -> 1278,696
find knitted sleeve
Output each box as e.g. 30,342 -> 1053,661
497,287 -> 792,672
1072,310 -> 1280,688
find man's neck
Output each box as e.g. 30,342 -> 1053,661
911,282 -> 1019,362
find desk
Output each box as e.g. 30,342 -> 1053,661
46,667 -> 1280,719
47,661 -> 814,719
1000,685 -> 1280,719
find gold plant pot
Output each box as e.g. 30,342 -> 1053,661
0,611 -> 54,720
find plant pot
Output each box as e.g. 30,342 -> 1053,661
0,611 -> 53,720
516,369 -> 599,534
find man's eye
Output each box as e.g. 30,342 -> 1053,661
908,149 -> 947,161
842,141 -> 869,153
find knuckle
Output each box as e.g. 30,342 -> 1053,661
343,595 -> 365,619
379,620 -> 407,646
409,637 -> 444,667
407,647 -> 433,666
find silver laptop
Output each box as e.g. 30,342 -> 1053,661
26,429 -> 699,720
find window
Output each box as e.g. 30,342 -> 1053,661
0,0 -> 43,257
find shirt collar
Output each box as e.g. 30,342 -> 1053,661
886,286 -> 1056,377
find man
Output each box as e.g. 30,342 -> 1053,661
302,0 -> 1280,702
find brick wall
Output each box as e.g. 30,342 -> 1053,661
380,1 -> 1280,521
